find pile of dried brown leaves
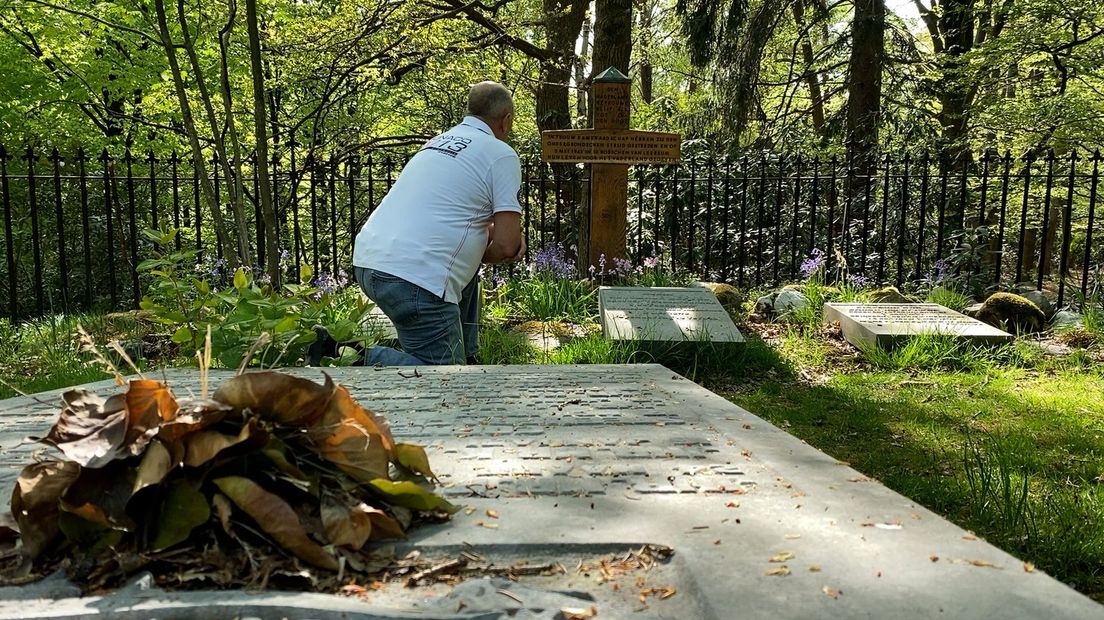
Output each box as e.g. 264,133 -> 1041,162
0,369 -> 456,593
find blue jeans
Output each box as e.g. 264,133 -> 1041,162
354,267 -> 480,366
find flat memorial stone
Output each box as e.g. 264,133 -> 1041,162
365,304 -> 397,341
599,286 -> 745,345
1,365 -> 1098,619
824,302 -> 1013,349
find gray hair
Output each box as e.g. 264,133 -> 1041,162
467,81 -> 514,120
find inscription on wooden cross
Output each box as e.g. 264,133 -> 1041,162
541,67 -> 681,268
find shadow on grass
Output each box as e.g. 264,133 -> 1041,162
723,369 -> 1104,601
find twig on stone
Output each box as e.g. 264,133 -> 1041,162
404,557 -> 467,587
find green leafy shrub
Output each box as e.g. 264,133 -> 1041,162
137,229 -> 374,369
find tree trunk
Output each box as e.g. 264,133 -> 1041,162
935,0 -> 974,227
176,0 -> 251,266
844,0 -> 884,262
153,0 -> 234,265
575,14 -> 591,120
792,0 -> 825,135
536,0 -> 589,132
638,0 -> 653,103
591,0 -> 632,79
246,0 -> 280,284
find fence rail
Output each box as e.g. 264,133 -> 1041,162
1,144 -> 1101,319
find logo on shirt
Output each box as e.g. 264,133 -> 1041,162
421,134 -> 473,158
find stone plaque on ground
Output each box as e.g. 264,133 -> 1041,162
364,304 -> 397,341
1,366 -> 1099,619
599,286 -> 745,345
824,302 -> 1013,349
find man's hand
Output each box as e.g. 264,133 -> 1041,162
483,211 -> 523,264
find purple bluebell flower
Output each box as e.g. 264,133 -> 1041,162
643,256 -> 660,269
531,242 -> 575,279
312,271 -> 339,299
923,259 -> 951,287
847,274 -> 869,288
612,257 -> 633,276
799,248 -> 825,279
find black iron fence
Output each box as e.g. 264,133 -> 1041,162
1,144 -> 1101,319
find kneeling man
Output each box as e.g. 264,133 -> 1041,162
352,81 -> 525,365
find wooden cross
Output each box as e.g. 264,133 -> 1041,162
541,67 -> 681,268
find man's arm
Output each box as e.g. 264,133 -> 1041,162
483,211 -> 524,264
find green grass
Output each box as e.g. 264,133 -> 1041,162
725,326 -> 1104,601
0,312 -> 166,398
926,286 -> 973,311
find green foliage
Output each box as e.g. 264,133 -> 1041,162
859,335 -> 1017,372
477,324 -> 539,365
503,275 -> 596,323
961,428 -> 1035,540
926,286 -> 972,312
1081,295 -> 1104,336
137,229 -> 373,368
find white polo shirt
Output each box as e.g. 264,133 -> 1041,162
352,117 -> 523,303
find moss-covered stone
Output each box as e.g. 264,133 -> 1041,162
975,292 -> 1045,333
869,286 -> 910,303
698,282 -> 745,312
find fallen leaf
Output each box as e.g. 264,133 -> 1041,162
123,379 -> 179,446
725,501 -> 739,508
212,493 -> 233,534
308,387 -> 392,483
132,440 -> 174,494
766,566 -> 791,576
42,391 -> 128,468
212,372 -> 334,426
364,507 -> 405,541
962,533 -> 977,541
823,586 -> 840,599
61,460 -> 137,530
368,479 -> 457,513
183,417 -> 267,467
770,551 -> 795,563
1023,562 -> 1035,573
11,461 -> 81,558
808,565 -> 822,572
156,399 -> 230,443
321,494 -> 374,549
214,476 -> 338,570
151,480 -> 209,551
395,443 -> 435,479
967,559 -> 996,568
930,555 -> 939,562
784,534 -> 801,540
486,509 -> 499,519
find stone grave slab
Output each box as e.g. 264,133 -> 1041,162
599,286 -> 745,346
824,302 -> 1013,349
1,365 -> 1100,619
365,304 -> 397,341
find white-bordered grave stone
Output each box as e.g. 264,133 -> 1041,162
0,365 -> 1098,619
824,302 -> 1013,349
599,286 -> 745,345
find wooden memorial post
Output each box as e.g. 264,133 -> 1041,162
541,67 -> 681,268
